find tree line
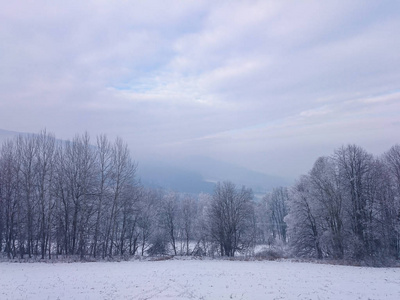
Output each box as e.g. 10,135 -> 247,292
0,131 -> 399,265
286,144 -> 400,265
0,131 -> 139,259
0,131 -> 256,260
256,144 -> 400,266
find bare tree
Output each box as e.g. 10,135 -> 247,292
334,144 -> 374,259
384,144 -> 400,196
91,134 -> 112,258
57,133 -> 97,258
52,144 -> 71,257
308,157 -> 344,259
17,134 -> 38,258
104,137 -> 137,257
0,140 -> 20,258
286,145 -> 400,264
286,175 -> 323,259
137,188 -> 161,256
382,145 -> 400,259
124,184 -> 141,256
35,130 -> 56,259
159,191 -> 180,255
180,195 -> 198,255
265,187 -> 288,244
192,193 -> 212,256
209,181 -> 255,257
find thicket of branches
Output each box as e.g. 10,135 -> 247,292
286,144 -> 400,265
0,130 -> 399,265
0,131 -> 140,259
0,131 -> 257,260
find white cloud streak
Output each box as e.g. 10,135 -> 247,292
1,0 -> 399,178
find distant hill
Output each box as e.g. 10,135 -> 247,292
175,156 -> 291,196
138,156 -> 292,197
0,129 -> 291,197
0,128 -> 23,143
138,161 -> 215,194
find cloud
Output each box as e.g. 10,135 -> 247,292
0,0 -> 399,179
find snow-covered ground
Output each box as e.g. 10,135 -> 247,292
1,258 -> 399,299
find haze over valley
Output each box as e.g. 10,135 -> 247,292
1,1 -> 400,299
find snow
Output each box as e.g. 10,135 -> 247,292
1,259 -> 399,299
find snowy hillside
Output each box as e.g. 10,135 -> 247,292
0,128 -> 20,144
1,259 -> 399,299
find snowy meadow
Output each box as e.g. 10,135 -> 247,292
1,259 -> 399,300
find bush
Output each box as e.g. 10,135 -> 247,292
255,247 -> 285,260
147,235 -> 168,256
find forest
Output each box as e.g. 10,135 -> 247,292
0,130 -> 399,266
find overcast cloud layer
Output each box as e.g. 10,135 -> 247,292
1,0 -> 399,179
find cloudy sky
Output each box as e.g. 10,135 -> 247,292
1,0 -> 399,179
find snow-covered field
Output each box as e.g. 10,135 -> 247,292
1,259 -> 399,300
